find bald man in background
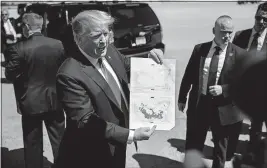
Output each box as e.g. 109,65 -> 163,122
178,15 -> 247,168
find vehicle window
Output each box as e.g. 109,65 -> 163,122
110,5 -> 159,30
67,5 -> 109,22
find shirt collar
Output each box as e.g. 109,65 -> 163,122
252,27 -> 267,38
27,31 -> 42,38
3,19 -> 9,23
78,46 -> 98,67
5,19 -> 11,25
211,39 -> 228,51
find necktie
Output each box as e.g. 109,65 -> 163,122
207,46 -> 221,93
98,58 -> 128,114
250,33 -> 260,51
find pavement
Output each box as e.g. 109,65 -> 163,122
1,2 -> 264,168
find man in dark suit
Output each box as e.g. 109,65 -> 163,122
233,2 -> 267,152
15,3 -> 27,42
178,15 -> 247,168
1,9 -> 17,55
55,10 -> 162,168
4,13 -> 65,168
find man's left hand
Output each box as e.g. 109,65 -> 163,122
209,85 -> 222,96
148,48 -> 163,65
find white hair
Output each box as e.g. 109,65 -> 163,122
72,10 -> 114,43
22,13 -> 43,31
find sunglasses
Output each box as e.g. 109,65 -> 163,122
21,23 -> 30,29
2,14 -> 8,16
255,16 -> 267,22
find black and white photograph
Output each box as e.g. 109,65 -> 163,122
1,1 -> 267,168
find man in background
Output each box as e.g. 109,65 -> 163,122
232,2 -> 267,154
4,13 -> 66,168
15,3 -> 27,42
178,15 -> 246,168
1,9 -> 17,55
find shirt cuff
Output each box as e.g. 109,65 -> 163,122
127,130 -> 135,144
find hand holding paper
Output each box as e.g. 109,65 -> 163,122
148,48 -> 163,65
133,125 -> 157,141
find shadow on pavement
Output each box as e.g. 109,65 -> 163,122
1,147 -> 52,168
132,153 -> 183,168
167,138 -> 214,160
167,138 -> 186,153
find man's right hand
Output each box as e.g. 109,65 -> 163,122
133,125 -> 156,141
178,102 -> 186,112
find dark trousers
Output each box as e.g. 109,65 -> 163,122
22,111 -> 65,168
249,118 -> 267,151
193,95 -> 242,168
185,109 -> 196,150
2,43 -> 15,67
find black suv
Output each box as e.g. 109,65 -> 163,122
26,2 -> 165,57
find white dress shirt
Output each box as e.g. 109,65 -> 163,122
248,28 -> 267,51
79,47 -> 134,143
3,19 -> 17,44
202,40 -> 227,95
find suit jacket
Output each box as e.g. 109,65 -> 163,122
5,32 -> 66,115
55,44 -> 131,168
233,28 -> 267,52
1,18 -> 16,52
178,41 -> 246,126
232,28 -> 267,120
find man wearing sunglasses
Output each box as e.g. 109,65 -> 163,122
233,2 -> 267,52
232,2 -> 267,158
1,9 -> 17,55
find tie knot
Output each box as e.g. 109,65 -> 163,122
254,32 -> 260,38
98,58 -> 103,66
214,46 -> 221,51
214,46 -> 221,54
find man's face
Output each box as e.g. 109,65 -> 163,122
18,8 -> 24,15
254,9 -> 267,32
1,11 -> 9,22
78,24 -> 110,59
213,18 -> 234,45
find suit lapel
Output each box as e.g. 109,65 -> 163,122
219,43 -> 234,83
105,47 -> 130,103
244,29 -> 252,50
81,65 -> 122,110
105,46 -> 128,84
1,21 -> 6,34
198,41 -> 213,93
76,46 -> 130,113
261,30 -> 267,52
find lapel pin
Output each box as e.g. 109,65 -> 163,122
229,53 -> 233,57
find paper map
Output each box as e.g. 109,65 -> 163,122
130,58 -> 176,130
